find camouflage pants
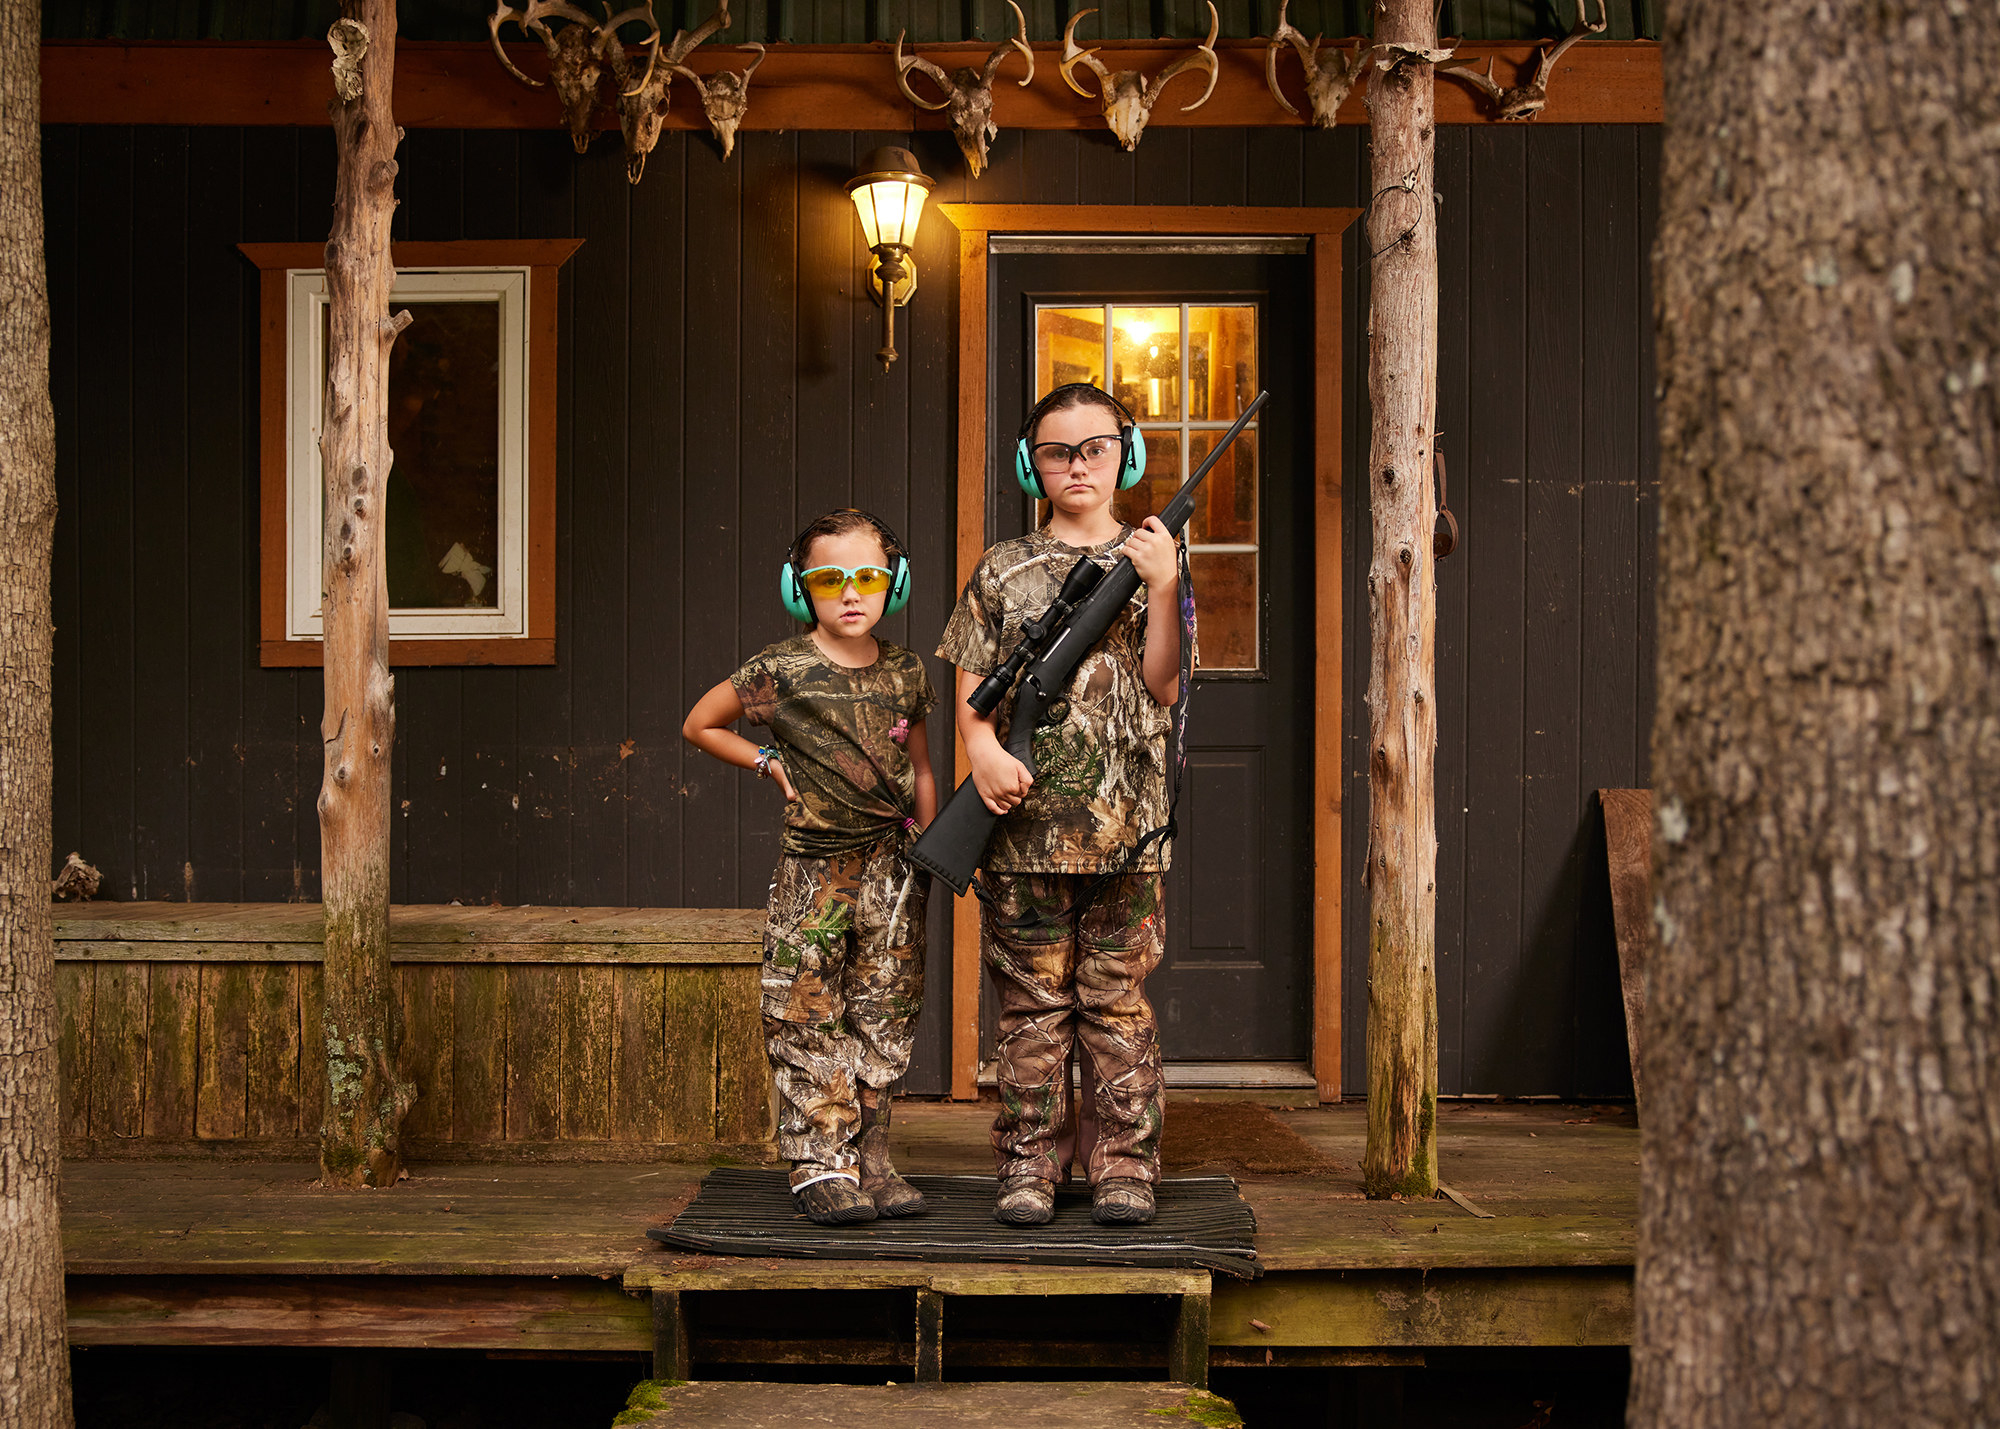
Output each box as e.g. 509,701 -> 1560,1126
761,838 -> 928,1189
982,872 -> 1165,1185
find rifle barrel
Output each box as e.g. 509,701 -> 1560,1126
1159,390 -> 1269,536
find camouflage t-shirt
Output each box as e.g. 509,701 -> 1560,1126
730,635 -> 937,859
937,526 -> 1181,875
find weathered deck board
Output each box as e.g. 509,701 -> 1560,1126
63,1103 -> 1634,1277
67,1274 -> 651,1351
56,902 -> 766,946
62,1103 -> 1637,1356
608,1381 -> 1241,1429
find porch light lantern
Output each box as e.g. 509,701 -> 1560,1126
846,147 -> 934,373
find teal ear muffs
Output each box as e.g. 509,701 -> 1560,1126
1013,384 -> 1147,499
779,511 -> 912,624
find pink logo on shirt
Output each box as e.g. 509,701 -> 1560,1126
889,717 -> 910,745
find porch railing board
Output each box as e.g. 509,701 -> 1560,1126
54,903 -> 774,1158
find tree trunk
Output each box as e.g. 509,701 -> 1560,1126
318,0 -> 414,1187
1359,0 -> 1441,1200
1631,0 -> 2000,1421
0,0 -> 71,1418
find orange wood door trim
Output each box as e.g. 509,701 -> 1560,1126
932,204 -> 1358,1102
42,39 -> 1660,129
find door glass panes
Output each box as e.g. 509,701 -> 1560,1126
1111,307 -> 1182,421
1032,301 -> 1261,672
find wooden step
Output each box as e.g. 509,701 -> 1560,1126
610,1380 -> 1240,1428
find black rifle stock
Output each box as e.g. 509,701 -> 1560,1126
909,390 -> 1271,895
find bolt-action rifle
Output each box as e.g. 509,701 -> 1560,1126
909,390 -> 1270,895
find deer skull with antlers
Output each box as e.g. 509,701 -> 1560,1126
894,0 -> 1033,180
671,43 -> 764,160
1439,0 -> 1605,120
597,0 -> 734,181
1263,0 -> 1367,129
489,0 -> 613,153
1060,2 -> 1218,153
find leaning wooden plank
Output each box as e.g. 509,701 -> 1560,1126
505,965 -> 566,1142
1596,787 -> 1653,1107
196,964 -> 253,1139
66,1275 -> 652,1352
564,965 -> 615,1141
712,964 -> 773,1143
57,961 -> 95,1138
88,962 -> 150,1140
245,963 -> 302,1138
654,967 -> 718,1143
298,966 -> 326,1135
450,964 -> 506,1145
395,964 -> 455,1143
610,964 -> 670,1144
143,963 -> 200,1139
1210,1266 -> 1634,1347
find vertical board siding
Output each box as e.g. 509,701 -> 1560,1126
55,955 -> 767,1149
46,124 -> 1657,1098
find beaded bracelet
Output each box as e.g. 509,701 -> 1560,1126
754,746 -> 779,779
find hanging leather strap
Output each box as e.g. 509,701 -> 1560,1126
1433,439 -> 1460,560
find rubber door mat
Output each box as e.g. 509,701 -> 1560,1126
649,1168 -> 1261,1279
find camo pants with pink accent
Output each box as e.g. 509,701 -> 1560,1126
981,871 -> 1165,1186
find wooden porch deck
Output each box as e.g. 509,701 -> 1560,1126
62,1100 -> 1637,1375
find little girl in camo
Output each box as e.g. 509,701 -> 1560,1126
682,509 -> 937,1225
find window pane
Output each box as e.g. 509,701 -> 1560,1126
1112,428 -> 1183,530
1036,305 -> 1105,392
1111,306 -> 1182,421
1188,304 -> 1257,421
1186,429 -> 1257,547
1190,551 -> 1258,670
388,300 -> 502,609
326,298 -> 503,610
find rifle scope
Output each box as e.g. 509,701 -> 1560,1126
966,554 -> 1105,715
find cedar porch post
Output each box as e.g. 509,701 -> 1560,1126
317,0 -> 414,1186
1360,0 -> 1442,1198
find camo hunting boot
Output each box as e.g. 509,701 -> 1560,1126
856,1097 -> 926,1217
995,1175 -> 1056,1226
1091,1177 -> 1155,1225
793,1175 -> 878,1226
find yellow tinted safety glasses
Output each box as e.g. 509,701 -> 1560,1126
799,564 -> 895,598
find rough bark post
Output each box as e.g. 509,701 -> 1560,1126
1359,0 -> 1441,1199
0,0 -> 72,1419
1631,0 -> 2000,1421
318,0 -> 414,1187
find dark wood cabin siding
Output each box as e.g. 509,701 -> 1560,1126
43,123 -> 1657,1098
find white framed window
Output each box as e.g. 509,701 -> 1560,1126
242,239 -> 580,668
285,267 -> 528,642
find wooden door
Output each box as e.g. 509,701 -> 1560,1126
984,247 -> 1314,1064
